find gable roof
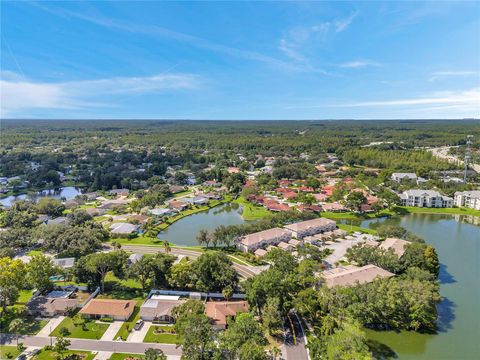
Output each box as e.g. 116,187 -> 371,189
140,299 -> 185,319
323,265 -> 394,288
379,238 -> 411,257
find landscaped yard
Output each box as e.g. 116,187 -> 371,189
114,300 -> 143,341
0,345 -> 21,359
233,196 -> 273,220
396,206 -> 480,217
109,353 -> 145,360
50,316 -> 109,340
32,349 -> 95,360
0,307 -> 48,336
143,325 -> 177,344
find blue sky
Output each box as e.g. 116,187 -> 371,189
1,1 -> 479,119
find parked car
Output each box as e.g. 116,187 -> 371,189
134,319 -> 144,330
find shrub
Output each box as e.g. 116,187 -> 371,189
99,317 -> 114,322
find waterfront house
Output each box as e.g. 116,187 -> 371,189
399,190 -> 453,208
454,191 -> 480,210
379,238 -> 411,257
109,222 -> 139,236
284,218 -> 337,239
238,227 -> 292,252
323,265 -> 394,288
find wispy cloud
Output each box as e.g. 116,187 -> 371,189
339,60 -> 381,68
284,88 -> 480,113
429,70 -> 479,81
0,71 -> 199,117
278,11 -> 358,69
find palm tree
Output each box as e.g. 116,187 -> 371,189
9,318 -> 24,346
163,240 -> 171,254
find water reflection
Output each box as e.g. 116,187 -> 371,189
0,187 -> 83,207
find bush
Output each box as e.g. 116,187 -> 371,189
99,317 -> 114,323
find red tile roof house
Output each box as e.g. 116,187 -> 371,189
297,204 -> 322,213
79,299 -> 136,321
205,301 -> 249,330
313,193 -> 329,202
237,227 -> 292,252
322,202 -> 347,212
227,167 -> 241,174
284,218 -> 337,239
283,191 -> 298,200
321,186 -> 336,197
277,179 -> 292,187
263,199 -> 290,212
298,186 -> 315,193
247,195 -> 265,204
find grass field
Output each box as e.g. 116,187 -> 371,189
337,223 -> 377,235
0,345 -> 21,359
109,353 -> 145,360
143,325 -> 177,344
32,349 -> 94,360
232,196 -> 273,220
114,301 -> 143,341
50,316 -> 109,340
396,206 -> 480,217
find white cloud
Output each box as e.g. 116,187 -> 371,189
0,72 -> 199,117
429,70 -> 479,81
284,88 -> 480,116
334,11 -> 359,32
339,60 -> 381,68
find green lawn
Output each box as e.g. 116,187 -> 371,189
395,206 -> 480,217
172,190 -> 192,198
17,289 -> 34,304
114,301 -> 143,341
50,316 -> 109,340
322,210 -> 394,220
32,349 -> 94,360
0,345 -> 21,359
143,325 -> 177,344
109,353 -> 145,360
337,223 -> 377,235
0,308 -> 48,336
101,272 -> 146,300
233,196 -> 273,220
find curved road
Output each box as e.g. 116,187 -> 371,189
118,244 -> 258,278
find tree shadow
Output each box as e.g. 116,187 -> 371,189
366,339 -> 398,359
436,297 -> 456,333
439,264 -> 456,285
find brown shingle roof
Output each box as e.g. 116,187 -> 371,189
205,301 -> 249,326
379,238 -> 411,257
79,299 -> 136,318
323,265 -> 394,288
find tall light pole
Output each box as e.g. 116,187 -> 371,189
464,135 -> 473,183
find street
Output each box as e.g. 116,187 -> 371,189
283,311 -> 309,360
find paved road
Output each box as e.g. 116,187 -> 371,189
284,311 -> 309,360
429,146 -> 480,173
1,335 -> 182,357
119,244 -> 258,278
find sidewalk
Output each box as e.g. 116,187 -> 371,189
36,316 -> 65,337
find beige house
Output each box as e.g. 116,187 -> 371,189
79,299 -> 136,321
284,218 -> 336,239
379,238 -> 411,257
140,296 -> 185,323
205,301 -> 249,330
238,227 -> 292,252
323,265 -> 394,288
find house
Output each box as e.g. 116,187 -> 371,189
52,257 -> 75,269
254,248 -> 268,257
321,186 -> 335,197
284,218 -> 337,239
296,204 -> 322,213
169,185 -> 185,194
85,208 -> 104,217
79,299 -> 136,321
313,193 -> 329,202
140,295 -> 185,323
205,301 -> 249,330
379,238 -> 411,257
127,253 -> 144,265
323,265 -> 394,288
454,191 -> 480,210
400,190 -> 453,208
391,173 -> 427,184
149,208 -> 175,217
277,242 -> 293,251
84,192 -> 98,201
321,203 -> 347,212
47,217 -> 70,226
129,214 -> 150,225
263,199 -> 290,212
227,167 -> 240,174
203,180 -> 221,187
169,200 -> 189,211
192,196 -> 209,205
109,222 -> 139,235
238,227 -> 292,252
109,189 -> 130,197
288,239 -> 301,247
27,288 -> 96,317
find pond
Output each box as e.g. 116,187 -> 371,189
0,186 -> 83,207
345,213 -> 480,359
157,202 -> 247,246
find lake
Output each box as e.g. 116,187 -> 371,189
0,186 -> 83,207
347,213 -> 480,360
157,202 -> 247,246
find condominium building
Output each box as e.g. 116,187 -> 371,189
391,173 -> 427,184
237,227 -> 292,252
454,191 -> 480,210
399,190 -> 453,208
284,218 -> 337,239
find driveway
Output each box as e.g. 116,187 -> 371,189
100,321 -> 123,341
127,321 -> 152,342
36,316 -> 65,337
283,311 -> 309,360
93,351 -> 113,360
